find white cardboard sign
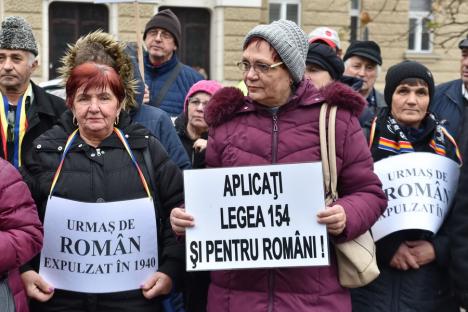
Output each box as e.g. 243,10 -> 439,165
372,152 -> 460,241
184,162 -> 330,271
39,197 -> 158,293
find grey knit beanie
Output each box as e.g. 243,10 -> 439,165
0,16 -> 38,56
244,20 -> 308,83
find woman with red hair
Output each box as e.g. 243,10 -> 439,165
20,62 -> 184,312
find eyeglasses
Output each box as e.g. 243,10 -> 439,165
146,29 -> 173,40
188,98 -> 209,107
236,61 -> 284,74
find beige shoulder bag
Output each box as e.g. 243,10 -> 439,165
319,102 -> 380,288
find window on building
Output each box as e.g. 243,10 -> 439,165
49,2 -> 108,79
408,0 -> 432,52
268,0 -> 300,24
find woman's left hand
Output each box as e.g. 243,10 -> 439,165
141,272 -> 173,299
193,139 -> 207,152
406,240 -> 435,266
317,204 -> 346,236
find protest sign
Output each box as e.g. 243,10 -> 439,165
184,162 -> 329,271
39,197 -> 157,293
372,152 -> 460,241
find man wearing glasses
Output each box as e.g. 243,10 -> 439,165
143,9 -> 203,117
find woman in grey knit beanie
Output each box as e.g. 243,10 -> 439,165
170,19 -> 386,312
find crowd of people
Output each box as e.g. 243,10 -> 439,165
1,9 -> 468,312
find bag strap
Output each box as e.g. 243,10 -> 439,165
319,102 -> 338,205
153,62 -> 183,107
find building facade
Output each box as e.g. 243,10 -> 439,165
1,0 -> 467,90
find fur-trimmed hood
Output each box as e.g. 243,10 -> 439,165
205,80 -> 366,127
58,30 -> 137,110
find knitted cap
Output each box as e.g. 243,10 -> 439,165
384,60 -> 434,106
459,35 -> 468,49
0,16 -> 38,56
308,27 -> 341,50
244,20 -> 308,83
184,80 -> 223,113
343,40 -> 382,65
306,43 -> 344,80
143,9 -> 181,47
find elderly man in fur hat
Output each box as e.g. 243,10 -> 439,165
0,16 -> 66,168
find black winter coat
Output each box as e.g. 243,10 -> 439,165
1,81 -> 66,164
174,113 -> 206,169
21,110 -> 184,311
351,111 -> 459,312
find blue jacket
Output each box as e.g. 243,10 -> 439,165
144,52 -> 203,117
126,46 -> 191,170
431,79 -> 465,139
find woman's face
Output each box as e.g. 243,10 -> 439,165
72,85 -> 121,139
391,82 -> 429,128
187,91 -> 210,133
305,64 -> 333,88
242,40 -> 293,107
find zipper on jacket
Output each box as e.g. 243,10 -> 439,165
272,114 -> 279,164
268,270 -> 275,312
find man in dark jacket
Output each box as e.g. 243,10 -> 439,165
431,36 -> 468,149
0,16 -> 66,168
143,9 -> 203,117
343,40 -> 387,129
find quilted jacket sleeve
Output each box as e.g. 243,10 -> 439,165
0,159 -> 43,274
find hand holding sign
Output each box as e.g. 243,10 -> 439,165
141,271 -> 172,299
317,204 -> 346,236
170,207 -> 194,236
21,271 -> 54,302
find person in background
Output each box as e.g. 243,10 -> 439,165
59,31 -> 190,170
143,9 -> 203,117
174,80 -> 222,169
432,35 -> 468,150
343,40 -> 387,129
351,60 -> 460,312
20,62 -> 184,312
170,19 -> 387,312
0,16 -> 66,167
305,42 -> 344,88
308,26 -> 343,57
0,157 -> 43,312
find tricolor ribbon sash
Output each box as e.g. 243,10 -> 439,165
49,127 -> 152,199
0,84 -> 32,168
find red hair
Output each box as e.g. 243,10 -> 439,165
65,62 -> 125,108
244,37 -> 281,62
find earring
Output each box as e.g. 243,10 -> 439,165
114,115 -> 119,126
73,115 -> 78,126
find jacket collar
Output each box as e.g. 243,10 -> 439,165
144,51 -> 179,75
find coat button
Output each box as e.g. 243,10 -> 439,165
125,134 -> 129,138
36,144 -> 41,149
58,146 -> 63,151
78,144 -> 83,148
90,153 -> 96,157
96,198 -> 105,203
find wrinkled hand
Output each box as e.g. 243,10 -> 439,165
143,84 -> 150,104
141,272 -> 172,299
406,240 -> 435,266
21,270 -> 54,302
170,207 -> 194,236
193,139 -> 207,153
317,204 -> 346,236
390,243 -> 419,270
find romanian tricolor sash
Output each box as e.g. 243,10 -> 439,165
429,139 -> 446,156
49,127 -> 152,199
0,84 -> 32,168
377,137 -> 414,153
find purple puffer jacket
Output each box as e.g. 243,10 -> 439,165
204,80 -> 387,312
0,158 -> 43,312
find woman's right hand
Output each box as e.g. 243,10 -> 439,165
390,243 -> 420,271
21,270 -> 54,302
170,207 -> 194,236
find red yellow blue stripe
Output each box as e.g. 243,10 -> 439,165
0,84 -> 31,168
378,137 -> 414,153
